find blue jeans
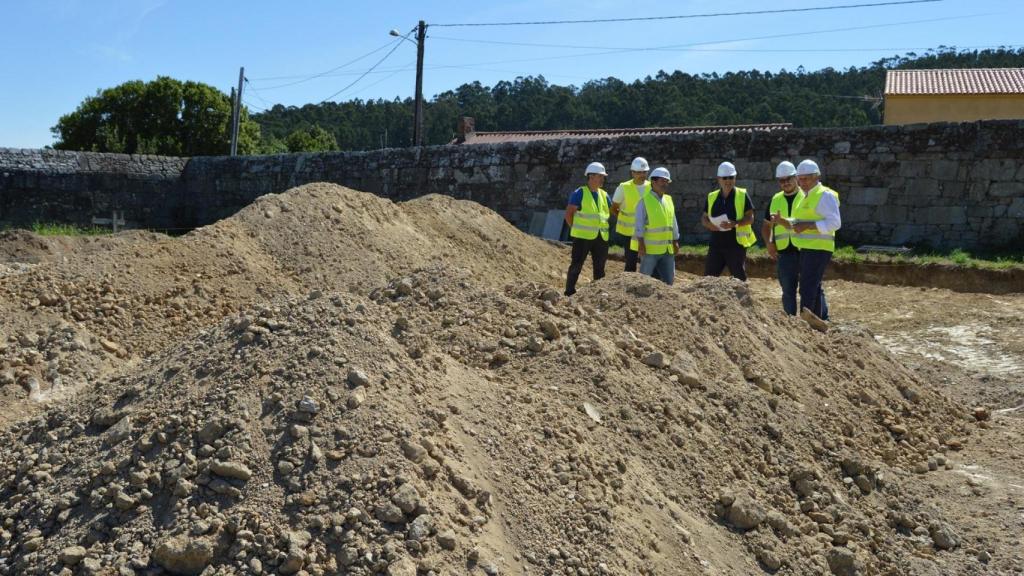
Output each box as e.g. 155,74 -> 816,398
799,249 -> 832,320
777,250 -> 800,315
640,252 -> 675,285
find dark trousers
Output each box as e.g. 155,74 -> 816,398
705,242 -> 747,281
624,246 -> 639,272
799,249 -> 832,320
565,236 -> 608,296
777,250 -> 800,315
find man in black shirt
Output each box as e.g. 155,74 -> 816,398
701,161 -> 755,281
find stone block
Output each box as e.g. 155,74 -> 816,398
926,206 -> 968,225
990,219 -> 1024,245
833,141 -> 851,154
1009,197 -> 1024,218
849,187 -> 888,206
891,224 -> 926,245
967,205 -> 993,219
931,160 -> 960,181
990,182 -> 1024,198
828,159 -> 856,176
878,206 -> 908,225
975,159 -> 1017,181
940,181 -> 965,198
844,205 -> 873,222
907,178 -> 940,199
898,161 -> 929,178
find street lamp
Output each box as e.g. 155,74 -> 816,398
391,22 -> 426,147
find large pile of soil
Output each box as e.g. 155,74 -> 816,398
0,184 -> 1012,575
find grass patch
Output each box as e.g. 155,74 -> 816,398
674,243 -> 1024,271
887,248 -> 1024,270
29,222 -> 111,236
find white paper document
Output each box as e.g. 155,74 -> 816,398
709,214 -> 731,230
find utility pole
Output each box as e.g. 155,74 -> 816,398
413,20 -> 426,147
229,87 -> 237,155
230,67 -> 244,156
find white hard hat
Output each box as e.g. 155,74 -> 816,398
717,161 -> 737,178
775,161 -> 797,178
650,167 -> 671,181
584,162 -> 608,176
796,159 -> 820,176
630,157 -> 650,172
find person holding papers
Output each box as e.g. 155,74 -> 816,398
700,161 -> 756,281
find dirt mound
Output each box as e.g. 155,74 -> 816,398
0,183 -> 1011,575
0,184 -> 565,417
0,268 -> 993,574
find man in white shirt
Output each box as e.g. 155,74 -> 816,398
772,159 -> 841,328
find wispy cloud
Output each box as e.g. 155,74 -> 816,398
85,0 -> 169,63
88,43 -> 134,63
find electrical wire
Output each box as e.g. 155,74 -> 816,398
347,61 -> 417,97
240,99 -> 268,112
318,29 -> 414,104
429,36 -> 1022,55
420,13 -> 987,70
430,0 -> 942,27
243,78 -> 276,110
246,37 -> 405,88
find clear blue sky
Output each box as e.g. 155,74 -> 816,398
1,0 -> 1020,148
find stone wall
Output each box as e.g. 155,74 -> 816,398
0,148 -> 187,230
3,120 -> 1023,249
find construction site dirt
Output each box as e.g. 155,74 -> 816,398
0,183 -> 1021,575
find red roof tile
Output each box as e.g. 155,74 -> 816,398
451,123 -> 791,145
885,68 -> 1024,95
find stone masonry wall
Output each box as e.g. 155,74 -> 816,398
2,120 -> 1022,249
0,148 -> 187,230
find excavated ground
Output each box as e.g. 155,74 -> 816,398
0,183 -> 1020,576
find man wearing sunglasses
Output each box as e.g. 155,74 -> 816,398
701,161 -> 756,281
763,161 -> 804,315
634,167 -> 679,285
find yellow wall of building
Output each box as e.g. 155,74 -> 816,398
884,94 -> 1024,125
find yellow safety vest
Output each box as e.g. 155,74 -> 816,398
614,180 -> 649,237
791,183 -> 840,252
768,189 -> 806,250
570,186 -> 610,241
707,188 -> 756,248
637,192 -> 676,255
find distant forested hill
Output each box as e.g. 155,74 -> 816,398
251,47 -> 1024,152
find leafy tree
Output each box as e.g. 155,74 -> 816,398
57,47 -> 1024,155
52,76 -> 261,156
284,124 -> 338,153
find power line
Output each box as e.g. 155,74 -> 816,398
244,78 -> 276,109
420,13 -> 986,70
318,29 -> 414,104
431,35 -> 1023,54
430,0 -> 942,27
238,65 -> 415,87
347,61 -> 417,97
246,38 -> 403,88
242,99 -> 268,113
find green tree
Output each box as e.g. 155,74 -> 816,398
246,47 -> 1024,152
284,124 -> 339,153
52,76 -> 261,156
